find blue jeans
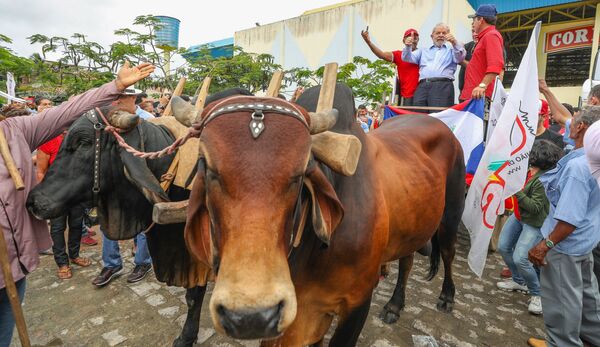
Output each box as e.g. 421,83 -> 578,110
498,214 -> 543,296
102,231 -> 151,269
0,277 -> 26,347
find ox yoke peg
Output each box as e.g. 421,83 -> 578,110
249,110 -> 265,139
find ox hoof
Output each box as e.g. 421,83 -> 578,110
172,336 -> 196,347
436,299 -> 454,313
379,306 -> 400,324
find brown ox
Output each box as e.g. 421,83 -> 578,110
180,84 -> 465,345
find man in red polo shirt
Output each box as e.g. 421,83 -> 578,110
361,28 -> 419,106
460,4 -> 505,101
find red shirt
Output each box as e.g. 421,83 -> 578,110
460,25 -> 504,100
38,134 -> 64,165
392,50 -> 419,98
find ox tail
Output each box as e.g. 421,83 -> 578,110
425,234 -> 441,281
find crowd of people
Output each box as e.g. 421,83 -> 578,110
1,4 -> 600,347
359,3 -> 600,347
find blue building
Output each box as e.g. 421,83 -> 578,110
154,16 -> 181,49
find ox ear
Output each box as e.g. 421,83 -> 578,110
184,158 -> 213,267
119,151 -> 169,204
303,165 -> 344,245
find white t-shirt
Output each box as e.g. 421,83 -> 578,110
584,120 -> 600,187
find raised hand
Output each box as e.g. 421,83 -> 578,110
361,30 -> 371,43
115,61 -> 156,91
445,33 -> 457,45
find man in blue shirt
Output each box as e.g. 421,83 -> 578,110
402,23 -> 465,108
528,107 -> 600,347
134,91 -> 155,120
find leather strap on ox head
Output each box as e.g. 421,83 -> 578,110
196,99 -> 309,139
85,110 -> 104,206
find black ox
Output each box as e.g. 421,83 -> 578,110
27,89 -> 252,346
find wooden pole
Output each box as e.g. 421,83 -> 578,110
265,71 -> 284,98
316,63 -> 338,113
163,77 -> 187,117
194,77 -> 212,111
0,225 -> 31,347
0,130 -> 24,191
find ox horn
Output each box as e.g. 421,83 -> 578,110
171,96 -> 197,127
109,110 -> 139,131
308,109 -> 338,134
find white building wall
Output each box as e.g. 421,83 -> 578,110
235,0 -> 476,71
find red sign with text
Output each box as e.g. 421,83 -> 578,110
545,25 -> 596,53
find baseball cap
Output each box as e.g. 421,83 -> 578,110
468,4 -> 498,18
403,28 -> 419,38
538,99 -> 549,116
121,87 -> 143,95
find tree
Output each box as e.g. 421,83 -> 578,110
0,34 -> 33,80
184,47 -> 282,95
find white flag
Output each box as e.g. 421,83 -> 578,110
487,77 -> 508,141
463,22 -> 542,277
6,72 -> 16,98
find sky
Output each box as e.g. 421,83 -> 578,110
0,0 -> 342,61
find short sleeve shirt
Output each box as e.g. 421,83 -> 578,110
460,26 -> 505,100
392,50 -> 419,98
38,134 -> 64,165
539,148 -> 600,256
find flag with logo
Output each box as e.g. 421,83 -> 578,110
384,99 -> 485,184
463,22 -> 542,277
487,76 -> 508,141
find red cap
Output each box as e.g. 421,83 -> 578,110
404,29 -> 419,38
539,99 -> 549,116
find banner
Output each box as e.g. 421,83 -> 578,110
463,22 -> 542,277
6,72 -> 16,98
487,77 -> 508,141
545,25 -> 596,53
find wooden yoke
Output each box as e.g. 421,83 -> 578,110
310,63 -> 362,176
266,71 -> 284,97
163,77 -> 187,117
0,129 -> 24,190
195,77 -> 212,111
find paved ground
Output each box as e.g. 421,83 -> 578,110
10,227 -> 545,346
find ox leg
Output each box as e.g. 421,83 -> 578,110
172,286 -> 207,347
329,295 -> 372,347
436,223 -> 457,313
379,254 -> 414,324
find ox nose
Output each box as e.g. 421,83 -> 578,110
217,302 -> 283,340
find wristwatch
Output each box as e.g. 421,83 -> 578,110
545,238 -> 555,249
478,82 -> 486,88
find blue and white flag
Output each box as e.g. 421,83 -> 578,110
430,99 -> 485,184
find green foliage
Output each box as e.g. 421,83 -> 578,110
338,56 -> 395,106
184,47 -> 282,95
0,34 -> 33,80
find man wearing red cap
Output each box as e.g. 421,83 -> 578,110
536,99 -> 564,149
361,28 -> 419,106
